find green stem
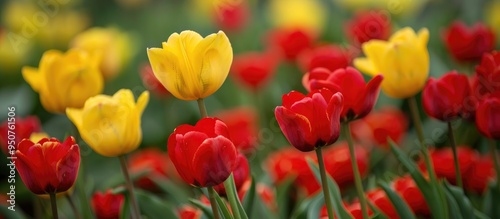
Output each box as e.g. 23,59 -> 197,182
65,193 -> 81,219
224,174 -> 242,219
447,122 -> 463,189
315,148 -> 334,219
119,156 -> 141,219
343,122 -> 369,219
50,193 -> 59,219
488,139 -> 500,191
408,96 -> 437,183
197,98 -> 209,118
208,187 -> 221,219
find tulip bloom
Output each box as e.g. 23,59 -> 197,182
147,30 -> 233,101
443,21 -> 495,63
128,148 -> 169,191
324,142 -> 369,189
366,189 -> 398,219
0,116 -> 41,155
354,27 -> 429,99
215,107 -> 259,153
392,176 -> 429,216
302,67 -> 383,121
475,51 -> 500,95
266,28 -> 315,61
231,51 -> 279,91
15,137 -> 80,195
22,49 -> 104,113
91,190 -> 125,219
422,71 -> 474,121
463,156 -> 495,193
168,118 -> 238,187
213,0 -> 250,32
140,63 -> 170,97
214,153 -> 250,195
475,93 -> 500,139
267,0 -> 326,35
419,147 -> 478,185
178,205 -> 202,219
298,45 -> 353,73
66,89 -> 149,157
345,10 -> 392,46
275,89 -> 343,152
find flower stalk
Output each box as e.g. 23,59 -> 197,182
119,156 -> 141,219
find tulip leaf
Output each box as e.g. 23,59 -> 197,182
290,193 -> 324,219
0,204 -> 29,219
135,190 -> 177,219
366,201 -> 388,219
189,198 -> 214,219
307,158 -> 352,219
223,173 -> 249,219
443,182 -> 475,219
388,139 -> 448,219
276,176 -> 295,219
483,183 -> 500,218
150,176 -> 189,204
242,176 -> 256,217
474,209 -> 492,219
378,180 -> 416,219
213,190 -> 235,219
443,186 -> 463,219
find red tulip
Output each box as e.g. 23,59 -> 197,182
215,107 -> 259,153
350,107 -> 408,148
168,118 -> 238,187
297,45 -> 352,73
324,142 -> 369,189
213,0 -> 249,32
443,21 -> 495,63
231,51 -> 279,91
475,93 -> 500,139
266,28 -> 315,61
419,147 -> 479,186
128,148 -> 169,191
345,10 -> 392,45
140,63 -> 170,97
422,71 -> 474,121
347,201 -> 374,219
475,51 -> 500,96
0,116 -> 41,155
238,180 -> 276,211
275,89 -> 343,152
91,190 -> 125,219
366,188 -> 398,219
213,153 -> 250,195
15,137 -> 80,195
463,155 -> 496,193
303,67 -> 383,121
392,176 -> 429,216
177,205 -> 202,219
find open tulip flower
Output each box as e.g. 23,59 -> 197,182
15,137 -> 80,195
443,21 -> 495,63
147,30 -> 233,101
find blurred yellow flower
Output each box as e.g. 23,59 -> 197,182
147,30 -> 233,101
354,27 -> 429,99
268,0 -> 326,34
66,89 -> 149,157
334,0 -> 427,16
38,11 -> 89,48
22,49 -> 104,113
29,132 -> 49,143
71,27 -> 134,80
0,30 -> 31,73
486,1 -> 500,39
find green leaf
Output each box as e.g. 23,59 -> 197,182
136,190 -> 177,219
483,182 -> 500,218
150,176 -> 189,204
443,187 -> 463,219
242,176 -> 256,217
443,182 -> 474,219
276,176 -> 295,219
0,204 -> 29,219
378,181 -> 416,219
189,198 -> 214,219
213,190 -> 234,219
291,193 -> 324,219
223,174 -> 248,219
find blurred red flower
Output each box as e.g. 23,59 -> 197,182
297,45 -> 352,73
347,201 -> 374,219
214,153 -> 250,195
215,107 -> 259,153
168,118 -> 238,187
128,148 -> 169,191
345,10 -> 392,45
275,89 -> 343,152
475,92 -> 500,139
177,205 -> 201,219
324,142 -> 369,189
443,21 -> 495,63
463,155 -> 496,193
0,116 -> 41,155
15,137 -> 80,195
392,176 -> 430,216
231,51 -> 279,91
475,51 -> 500,96
91,189 -> 125,219
140,63 -> 170,97
213,0 -> 249,32
266,28 -> 315,61
238,180 -> 276,211
366,188 -> 398,219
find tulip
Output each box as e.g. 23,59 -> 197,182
297,45 -> 353,73
354,27 -> 429,99
29,132 -> 50,143
140,63 -> 170,97
215,107 -> 259,153
475,51 -> 500,96
147,30 -> 233,101
214,153 -> 250,195
266,28 -> 315,61
303,67 -> 383,121
345,10 -> 392,46
419,147 -> 478,185
463,156 -> 496,193
443,21 -> 495,63
15,137 -> 80,195
91,190 -> 125,219
231,51 -> 279,91
275,89 -> 343,152
366,189 -> 398,219
422,71 -> 474,121
213,0 -> 250,32
22,49 -> 104,113
128,148 -> 169,191
177,205 -> 202,219
168,117 -> 238,187
0,116 -> 41,155
324,142 -> 369,189
267,0 -> 326,35
475,93 -> 500,139
238,181 -> 276,211
346,201 -> 374,219
392,176 -> 429,216
66,89 -> 149,157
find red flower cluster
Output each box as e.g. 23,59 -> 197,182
91,190 -> 125,219
345,10 -> 392,45
215,107 -> 259,153
443,21 -> 495,63
128,148 -> 169,191
0,116 -> 41,154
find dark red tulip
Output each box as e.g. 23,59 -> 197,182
350,107 -> 408,148
422,71 -> 474,121
213,153 -> 250,195
15,137 -> 80,195
128,148 -> 169,191
91,190 -> 125,219
266,28 -> 315,61
303,67 -> 383,121
419,147 -> 479,185
443,21 -> 495,63
140,63 -> 170,97
324,142 -> 369,189
275,89 -> 343,152
345,10 -> 392,45
392,176 -> 429,216
0,116 -> 41,155
475,93 -> 500,139
168,118 -> 238,187
213,0 -> 249,32
366,188 -> 398,219
475,51 -> 500,96
231,51 -> 279,90
297,45 -> 352,73
463,155 -> 496,193
215,107 -> 258,153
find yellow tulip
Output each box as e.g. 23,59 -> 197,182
29,132 -> 49,143
71,27 -> 134,80
147,30 -> 232,101
334,0 -> 427,17
268,0 -> 326,34
66,89 -> 149,157
354,27 -> 429,99
486,1 -> 500,40
22,49 -> 104,113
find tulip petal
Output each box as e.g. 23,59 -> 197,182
136,91 -> 150,115
275,106 -> 315,151
326,92 -> 343,143
55,145 -> 80,193
147,48 -> 189,100
282,91 -> 306,109
417,28 -> 429,47
355,74 -> 383,119
192,136 -> 237,187
15,151 -> 45,194
22,67 -> 43,92
358,40 -> 388,76
66,108 -> 84,133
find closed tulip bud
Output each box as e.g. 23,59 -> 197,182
15,137 -> 80,195
213,153 -> 250,195
91,190 -> 125,219
168,118 -> 238,187
275,89 -> 343,152
443,21 -> 495,63
147,30 -> 233,101
66,89 -> 149,157
354,27 -> 429,99
22,49 -> 104,113
298,45 -> 353,73
0,116 -> 41,155
475,93 -> 500,139
366,189 -> 398,219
